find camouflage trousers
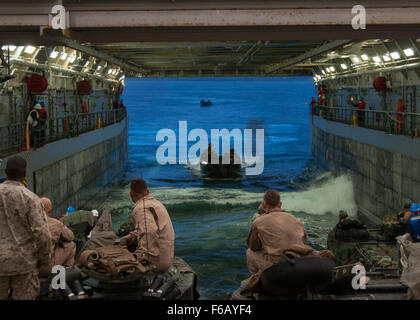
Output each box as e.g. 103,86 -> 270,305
0,270 -> 40,300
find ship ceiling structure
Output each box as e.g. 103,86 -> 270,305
1,0 -> 420,78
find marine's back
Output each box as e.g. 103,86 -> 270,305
253,209 -> 306,256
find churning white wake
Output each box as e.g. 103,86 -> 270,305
100,173 -> 357,217
152,173 -> 356,216
281,173 -> 357,216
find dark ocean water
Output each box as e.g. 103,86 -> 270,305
100,77 -> 357,299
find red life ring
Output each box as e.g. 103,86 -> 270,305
373,77 -> 387,92
25,74 -> 48,94
76,80 -> 92,95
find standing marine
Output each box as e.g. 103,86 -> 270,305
120,178 -> 175,272
0,156 -> 51,300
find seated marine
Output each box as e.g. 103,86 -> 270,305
200,143 -> 219,164
327,211 -> 369,249
246,189 -> 308,273
41,197 -> 76,267
120,178 -> 175,272
60,207 -> 98,256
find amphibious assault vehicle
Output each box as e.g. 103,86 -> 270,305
232,217 -> 407,300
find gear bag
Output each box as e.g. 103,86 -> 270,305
78,246 -> 147,279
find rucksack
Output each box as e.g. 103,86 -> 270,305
78,246 -> 147,279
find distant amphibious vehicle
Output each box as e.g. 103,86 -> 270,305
200,99 -> 212,107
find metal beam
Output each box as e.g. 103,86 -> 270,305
70,8 -> 420,28
2,7 -> 420,28
3,0 -> 420,13
265,40 -> 352,73
40,29 -> 145,75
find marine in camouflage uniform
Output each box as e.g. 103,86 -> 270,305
61,210 -> 95,257
0,156 -> 51,300
328,211 -> 398,270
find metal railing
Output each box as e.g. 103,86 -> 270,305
0,108 -> 126,157
312,105 -> 420,137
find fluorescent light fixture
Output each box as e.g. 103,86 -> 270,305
403,48 -> 415,57
24,46 -> 36,54
2,45 -> 17,52
60,52 -> 68,60
383,55 -> 391,62
390,52 -> 400,59
321,69 -> 326,75
329,66 -> 335,72
361,54 -> 369,61
69,56 -> 76,63
340,63 -> 348,70
352,56 -> 361,63
373,56 -> 382,63
15,46 -> 25,57
50,51 -> 59,59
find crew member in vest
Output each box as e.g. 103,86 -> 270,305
120,178 -> 175,272
0,156 -> 51,300
407,204 -> 420,242
40,197 -> 76,267
61,207 -> 97,256
37,102 -> 48,147
246,190 -> 308,273
27,103 -> 41,147
356,97 -> 366,127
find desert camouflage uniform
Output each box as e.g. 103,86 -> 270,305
246,208 -> 308,273
47,217 -> 76,267
121,195 -> 175,272
0,180 -> 51,300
